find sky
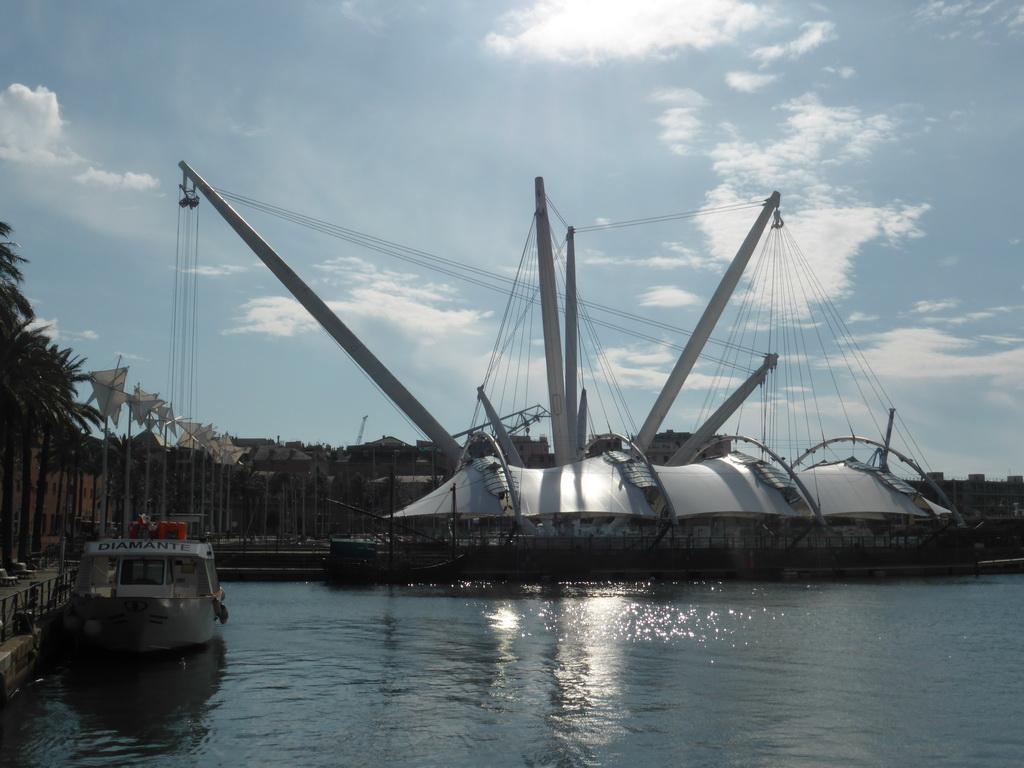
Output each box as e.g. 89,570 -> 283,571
1,0 -> 1022,479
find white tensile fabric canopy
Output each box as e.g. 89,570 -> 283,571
797,462 -> 944,519
657,459 -> 805,519
394,456 -> 658,520
513,456 -> 658,519
393,454 -> 949,523
394,459 -> 511,519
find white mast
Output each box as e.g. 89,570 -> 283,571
635,192 -> 781,453
667,353 -> 778,465
564,226 -> 579,454
534,177 -> 572,466
178,161 -> 462,467
477,386 -> 524,467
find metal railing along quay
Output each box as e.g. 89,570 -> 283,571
0,570 -> 76,644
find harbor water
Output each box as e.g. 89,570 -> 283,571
2,576 -> 1022,767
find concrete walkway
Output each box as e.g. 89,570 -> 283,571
0,567 -> 66,600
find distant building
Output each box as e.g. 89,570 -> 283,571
645,430 -> 730,465
917,472 -> 1024,518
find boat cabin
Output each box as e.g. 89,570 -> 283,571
74,539 -> 221,599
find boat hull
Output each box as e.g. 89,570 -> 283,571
64,592 -> 225,653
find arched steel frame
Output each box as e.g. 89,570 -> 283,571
583,433 -> 678,524
681,434 -> 826,525
793,436 -> 963,525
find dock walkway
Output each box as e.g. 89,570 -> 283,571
0,566 -> 75,706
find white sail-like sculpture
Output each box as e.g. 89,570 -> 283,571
179,161 -> 959,531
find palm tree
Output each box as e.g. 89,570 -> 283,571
30,347 -> 100,554
2,334 -> 101,564
0,222 -> 32,330
0,320 -> 51,566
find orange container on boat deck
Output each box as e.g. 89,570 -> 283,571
155,522 -> 187,540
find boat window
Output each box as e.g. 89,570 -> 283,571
119,558 -> 166,586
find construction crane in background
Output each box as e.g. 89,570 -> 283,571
356,415 -> 368,445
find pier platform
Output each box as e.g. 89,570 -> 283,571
0,567 -> 74,706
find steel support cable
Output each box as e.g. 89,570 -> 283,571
580,305 -> 638,437
169,205 -> 187,418
782,235 -> 820,459
483,224 -> 542,432
552,226 -> 645,441
218,189 -> 517,291
772,224 -> 915,465
170,201 -> 202,428
763,226 -> 839,459
218,189 -> 773,443
483,219 -> 539,386
220,188 -> 768,363
778,225 -> 876,439
537,225 -> 638,439
571,200 -> 764,233
682,227 -> 785,444
541,227 -> 770,411
773,231 -> 819,460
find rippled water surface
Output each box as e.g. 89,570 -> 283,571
2,576 -> 1023,767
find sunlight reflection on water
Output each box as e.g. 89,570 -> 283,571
2,578 -> 1023,768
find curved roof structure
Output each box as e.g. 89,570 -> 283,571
796,460 -> 949,519
395,455 -> 659,520
394,457 -> 513,520
396,452 -> 819,522
657,457 -> 807,519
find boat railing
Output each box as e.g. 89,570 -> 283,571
0,570 -> 77,644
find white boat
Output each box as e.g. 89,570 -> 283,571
64,526 -> 227,653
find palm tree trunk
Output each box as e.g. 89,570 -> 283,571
32,423 -> 52,554
18,415 -> 34,560
1,429 -> 15,568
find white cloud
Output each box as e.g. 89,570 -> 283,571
638,285 -> 704,308
0,84 -> 80,165
709,93 -> 901,191
73,167 -> 160,190
750,20 -> 837,65
864,326 -> 1024,385
485,0 -> 770,64
352,290 -> 487,337
192,264 -> 248,277
694,188 -> 929,304
1,82 -> 162,213
980,333 -> 1024,345
725,71 -> 778,93
824,65 -> 856,79
583,241 -> 719,271
912,298 -> 961,313
847,311 -> 878,323
913,1 -> 1021,39
652,88 -> 707,155
227,258 -> 492,341
598,345 -> 676,388
224,296 -> 321,337
27,317 -> 59,340
333,283 -> 490,340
